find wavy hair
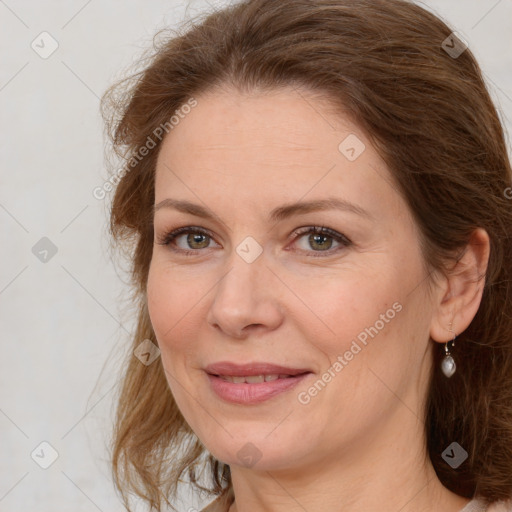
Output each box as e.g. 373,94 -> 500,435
100,0 -> 512,510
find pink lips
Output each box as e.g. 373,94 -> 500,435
204,361 -> 311,377
204,361 -> 312,404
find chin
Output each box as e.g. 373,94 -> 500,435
198,429 -> 310,471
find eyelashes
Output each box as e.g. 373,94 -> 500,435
156,226 -> 213,256
155,225 -> 352,258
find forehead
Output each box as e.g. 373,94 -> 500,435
158,86 -> 358,165
154,86 -> 404,222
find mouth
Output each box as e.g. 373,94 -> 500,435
203,361 -> 313,404
211,373 -> 309,383
204,361 -> 312,377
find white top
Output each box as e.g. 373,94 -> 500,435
463,497 -> 512,512
462,497 -> 488,512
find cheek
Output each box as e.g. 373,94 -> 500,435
146,264 -> 195,352
147,268 -> 172,338
288,265 -> 416,410
300,268 -> 431,418
146,265 -> 203,413
288,266 -> 401,347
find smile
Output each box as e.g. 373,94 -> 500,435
206,372 -> 311,404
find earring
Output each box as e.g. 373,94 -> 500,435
441,327 -> 457,378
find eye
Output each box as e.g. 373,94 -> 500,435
291,226 -> 352,257
155,226 -> 217,255
155,225 -> 352,257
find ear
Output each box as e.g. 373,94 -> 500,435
429,228 -> 490,343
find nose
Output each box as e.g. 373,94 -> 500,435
206,247 -> 284,339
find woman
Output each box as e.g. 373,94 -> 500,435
100,0 -> 512,511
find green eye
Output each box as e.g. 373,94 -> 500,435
156,225 -> 352,257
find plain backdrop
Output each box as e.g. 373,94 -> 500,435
1,1 -> 511,511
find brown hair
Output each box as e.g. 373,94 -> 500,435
100,0 -> 512,510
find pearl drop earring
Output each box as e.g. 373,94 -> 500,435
441,326 -> 457,378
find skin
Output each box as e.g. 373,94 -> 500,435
147,85 -> 490,512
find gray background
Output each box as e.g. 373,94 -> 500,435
1,1 -> 511,511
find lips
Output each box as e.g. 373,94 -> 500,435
219,374 -> 299,383
204,361 -> 311,378
204,361 -> 313,404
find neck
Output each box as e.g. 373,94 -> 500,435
226,404 -> 470,512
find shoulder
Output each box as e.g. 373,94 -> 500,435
199,499 -> 220,512
199,497 -> 222,512
487,499 -> 512,512
199,487 -> 234,512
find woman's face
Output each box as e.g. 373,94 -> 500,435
147,86 -> 439,471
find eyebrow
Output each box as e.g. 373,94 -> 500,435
153,197 -> 373,223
